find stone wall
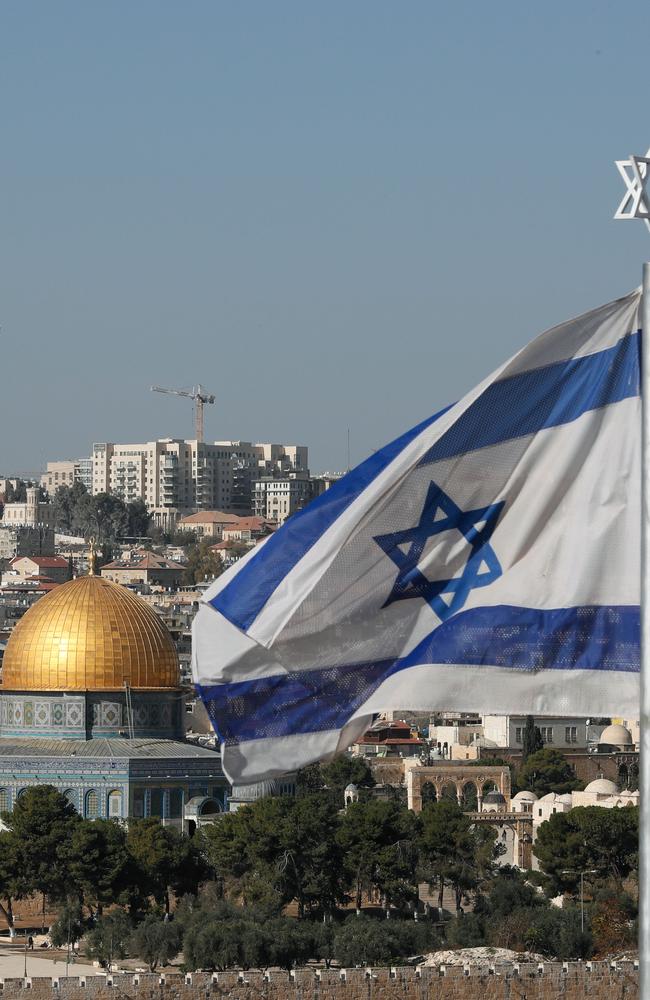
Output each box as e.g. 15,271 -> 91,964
0,962 -> 638,1000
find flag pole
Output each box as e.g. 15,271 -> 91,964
614,150 -> 650,981
641,261 -> 650,990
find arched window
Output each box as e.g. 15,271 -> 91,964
63,789 -> 78,812
85,790 -> 99,819
0,788 -> 9,812
107,790 -> 122,818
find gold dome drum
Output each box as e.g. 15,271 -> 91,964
2,576 -> 179,691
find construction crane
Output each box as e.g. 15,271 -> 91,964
151,384 -> 215,443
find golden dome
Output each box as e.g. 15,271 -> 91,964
2,576 -> 179,691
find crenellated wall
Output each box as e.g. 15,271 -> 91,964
0,962 -> 638,1000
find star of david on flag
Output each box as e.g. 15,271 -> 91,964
373,482 -> 504,621
193,287 -> 642,783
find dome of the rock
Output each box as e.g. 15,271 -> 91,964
2,575 -> 178,691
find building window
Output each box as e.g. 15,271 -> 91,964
540,726 -> 554,744
85,790 -> 99,819
150,789 -> 164,817
565,726 -> 578,744
133,789 -> 145,818
108,790 -> 123,818
0,788 -> 9,811
515,727 -> 523,743
63,789 -> 77,812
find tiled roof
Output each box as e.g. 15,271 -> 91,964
10,556 -> 68,568
179,511 -> 240,525
101,550 -> 185,571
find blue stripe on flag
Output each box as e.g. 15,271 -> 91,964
198,604 -> 640,744
418,330 -> 640,466
211,331 -> 640,634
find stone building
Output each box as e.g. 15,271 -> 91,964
0,568 -> 227,828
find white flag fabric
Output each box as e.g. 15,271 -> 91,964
193,290 -> 641,783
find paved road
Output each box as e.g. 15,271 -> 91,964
0,941 -> 100,979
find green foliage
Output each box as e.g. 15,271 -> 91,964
332,914 -> 437,967
128,915 -> 181,971
418,799 -> 500,914
184,539 -> 224,584
50,899 -> 85,949
518,748 -> 583,798
2,786 -> 79,902
125,499 -> 152,537
202,793 -> 346,916
69,819 -> 135,913
525,906 -> 592,960
337,799 -> 419,912
126,820 -> 209,913
522,716 -> 544,759
320,756 -> 376,795
295,763 -> 326,796
533,805 -> 639,892
84,909 -> 133,967
445,913 -> 485,948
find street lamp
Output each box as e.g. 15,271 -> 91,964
561,869 -> 598,933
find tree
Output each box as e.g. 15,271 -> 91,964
320,756 -> 375,796
126,820 -> 207,914
332,915 -> 436,967
50,899 -> 85,951
69,819 -> 136,916
129,915 -> 181,972
84,909 -> 132,968
2,786 -> 79,903
202,794 -> 345,917
533,806 -> 638,893
74,492 -> 128,542
274,794 -> 347,917
418,799 -> 499,915
265,918 -> 315,970
53,482 -> 88,534
184,540 -> 223,584
126,499 -> 152,537
518,748 -> 583,797
525,906 -> 592,959
337,800 -> 419,913
182,915 -> 270,972
522,716 -> 544,759
0,830 -> 28,936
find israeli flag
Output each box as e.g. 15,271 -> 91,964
193,289 -> 641,783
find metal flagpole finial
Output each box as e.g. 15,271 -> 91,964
615,149 -> 650,233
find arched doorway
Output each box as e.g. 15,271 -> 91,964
460,781 -> 478,811
421,781 -> 437,805
440,782 -> 458,803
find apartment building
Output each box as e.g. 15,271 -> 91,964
90,439 -> 308,526
41,459 -> 93,495
252,472 -> 313,525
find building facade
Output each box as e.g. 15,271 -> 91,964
0,571 -> 228,828
90,439 -> 307,525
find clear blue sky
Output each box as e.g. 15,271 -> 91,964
2,1 -> 649,476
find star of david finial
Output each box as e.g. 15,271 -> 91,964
614,149 -> 650,232
373,481 -> 505,623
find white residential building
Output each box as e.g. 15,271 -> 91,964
481,714 -> 606,750
90,439 -> 308,526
